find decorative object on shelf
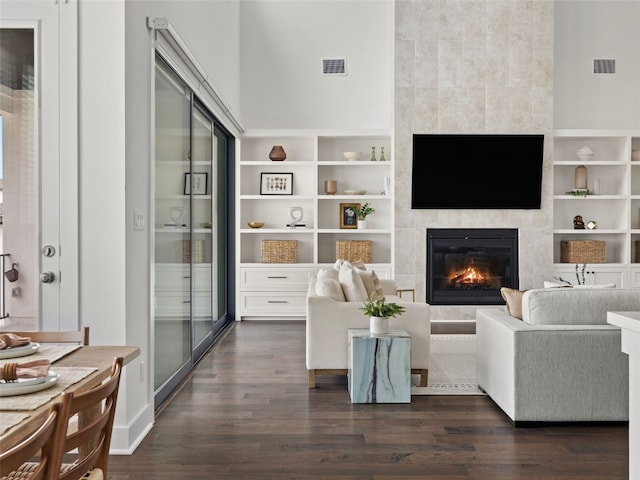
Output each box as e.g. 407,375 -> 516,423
184,172 -> 208,195
269,145 -> 287,161
336,240 -> 372,263
383,176 -> 391,195
343,151 -> 362,161
574,165 -> 588,189
176,240 -> 205,263
632,149 -> 640,161
560,240 -> 606,263
586,220 -> 597,230
592,178 -> 601,195
339,203 -> 360,229
360,295 -> 406,335
576,145 -> 594,162
566,188 -> 590,196
200,222 -> 212,229
247,222 -> 264,229
168,206 -> 186,227
370,146 -> 377,161
353,202 -> 375,229
324,180 -> 337,195
260,172 -> 293,195
344,189 -> 367,195
573,215 -> 585,229
287,206 -> 305,228
379,146 -> 386,161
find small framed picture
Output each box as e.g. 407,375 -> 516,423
340,203 -> 360,229
260,172 -> 293,195
184,172 -> 208,195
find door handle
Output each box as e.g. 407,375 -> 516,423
40,271 -> 56,284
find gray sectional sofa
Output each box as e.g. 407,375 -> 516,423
476,287 -> 640,424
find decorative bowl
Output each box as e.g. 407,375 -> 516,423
343,151 -> 362,161
200,222 -> 212,229
576,146 -> 594,162
344,189 -> 367,195
247,222 -> 265,229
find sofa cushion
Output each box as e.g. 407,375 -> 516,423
315,278 -> 346,301
500,287 -> 526,320
358,269 -> 384,299
338,262 -> 368,302
317,267 -> 339,282
543,280 -> 615,289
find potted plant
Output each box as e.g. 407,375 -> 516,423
353,202 -> 375,229
360,294 -> 405,334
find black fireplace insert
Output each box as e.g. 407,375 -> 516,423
427,228 -> 519,305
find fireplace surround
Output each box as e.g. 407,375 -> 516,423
426,228 -> 519,306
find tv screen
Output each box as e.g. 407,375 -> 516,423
411,134 -> 544,209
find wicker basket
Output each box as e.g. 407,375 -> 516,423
175,240 -> 205,263
560,240 -> 606,263
261,240 -> 298,263
336,240 -> 372,263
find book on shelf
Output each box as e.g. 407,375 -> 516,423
286,223 -> 306,228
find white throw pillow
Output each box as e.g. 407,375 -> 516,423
338,262 -> 368,302
317,267 -> 339,282
543,281 -> 572,288
315,278 -> 346,301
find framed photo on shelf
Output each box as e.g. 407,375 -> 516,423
340,203 -> 360,229
184,172 -> 208,195
260,172 -> 293,195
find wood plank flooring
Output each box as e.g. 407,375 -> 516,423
107,321 -> 629,479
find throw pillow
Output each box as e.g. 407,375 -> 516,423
338,262 -> 368,302
500,287 -> 526,320
358,269 -> 384,298
315,278 -> 346,301
543,281 -> 572,288
317,267 -> 339,282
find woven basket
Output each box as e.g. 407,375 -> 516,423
336,240 -> 372,263
560,240 -> 606,263
261,240 -> 298,263
175,240 -> 205,263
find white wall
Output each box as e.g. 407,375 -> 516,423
240,0 -> 393,130
554,1 -> 640,129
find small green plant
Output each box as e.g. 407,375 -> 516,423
360,295 -> 405,318
353,202 -> 375,220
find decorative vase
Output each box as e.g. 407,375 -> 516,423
324,180 -> 337,195
370,316 -> 389,334
269,145 -> 287,161
357,219 -> 367,229
370,146 -> 377,162
574,165 -> 588,189
383,176 -> 391,196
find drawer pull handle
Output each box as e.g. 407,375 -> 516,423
268,300 -> 288,304
183,300 -> 191,304
267,276 -> 288,279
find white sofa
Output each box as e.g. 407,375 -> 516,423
306,265 -> 430,388
476,287 -> 640,424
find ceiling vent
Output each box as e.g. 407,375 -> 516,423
322,57 -> 346,76
593,58 -> 616,74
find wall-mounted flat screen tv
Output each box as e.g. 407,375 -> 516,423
411,134 -> 544,209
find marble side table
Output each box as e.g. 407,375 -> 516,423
607,311 -> 640,480
348,328 -> 410,403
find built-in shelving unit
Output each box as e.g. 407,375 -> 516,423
553,130 -> 640,287
236,130 -> 394,319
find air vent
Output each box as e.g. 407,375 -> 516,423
322,57 -> 346,76
593,58 -> 616,74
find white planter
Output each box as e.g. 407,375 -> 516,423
357,219 -> 367,229
370,316 -> 389,334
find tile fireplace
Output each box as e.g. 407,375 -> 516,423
426,228 -> 519,305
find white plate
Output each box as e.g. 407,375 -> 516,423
0,371 -> 59,396
0,375 -> 46,388
0,342 -> 40,360
344,189 -> 367,195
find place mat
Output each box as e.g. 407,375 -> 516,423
0,366 -> 96,411
0,344 -> 81,367
0,412 -> 29,437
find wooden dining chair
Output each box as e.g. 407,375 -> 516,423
0,401 -> 68,480
7,327 -> 90,346
54,356 -> 123,480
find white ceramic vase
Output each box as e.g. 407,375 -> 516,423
370,316 -> 389,334
357,219 -> 367,229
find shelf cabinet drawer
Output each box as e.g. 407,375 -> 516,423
154,292 -> 211,316
240,267 -> 313,291
240,292 -> 307,315
155,264 -> 212,292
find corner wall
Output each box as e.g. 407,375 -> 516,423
393,0 -> 555,320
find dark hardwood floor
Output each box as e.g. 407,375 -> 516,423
108,321 -> 629,479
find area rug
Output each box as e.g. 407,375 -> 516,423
411,334 -> 485,395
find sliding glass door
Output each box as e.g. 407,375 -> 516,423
154,54 -> 233,409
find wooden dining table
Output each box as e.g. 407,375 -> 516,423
0,344 -> 140,452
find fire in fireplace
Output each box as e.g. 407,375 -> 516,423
427,228 -> 519,305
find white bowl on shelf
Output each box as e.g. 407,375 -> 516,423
343,151 -> 362,161
576,146 -> 594,162
344,189 -> 367,195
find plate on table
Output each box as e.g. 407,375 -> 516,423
0,371 -> 60,396
0,342 -> 40,360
